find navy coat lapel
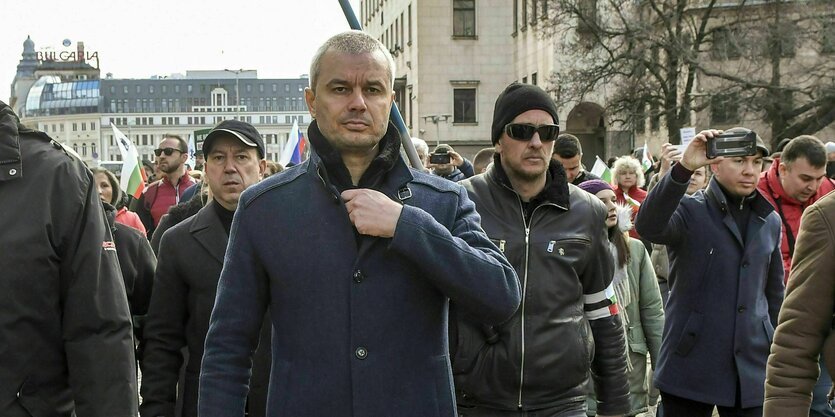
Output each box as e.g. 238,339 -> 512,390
707,182 -> 744,248
189,202 -> 229,265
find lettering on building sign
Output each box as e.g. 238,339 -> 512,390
36,51 -> 100,68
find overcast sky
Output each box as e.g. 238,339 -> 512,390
2,0 -> 361,102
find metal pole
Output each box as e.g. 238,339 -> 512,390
338,0 -> 422,170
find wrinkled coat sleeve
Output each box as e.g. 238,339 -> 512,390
139,233 -> 188,417
764,201 -> 835,416
61,166 -> 138,416
130,229 -> 156,317
199,201 -> 270,416
635,170 -> 689,247
389,184 -> 521,325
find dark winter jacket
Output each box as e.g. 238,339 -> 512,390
0,100 -> 137,416
198,121 -> 520,417
454,159 -> 630,415
140,200 -> 271,417
103,202 -> 156,318
150,191 -> 206,255
636,169 -> 784,408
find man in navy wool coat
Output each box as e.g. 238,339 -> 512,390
636,128 -> 784,417
198,30 -> 522,417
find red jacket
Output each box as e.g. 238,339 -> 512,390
615,186 -> 647,239
757,157 -> 835,281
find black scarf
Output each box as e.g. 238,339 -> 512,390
307,120 -> 402,193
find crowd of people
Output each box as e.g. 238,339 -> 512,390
2,30 -> 835,417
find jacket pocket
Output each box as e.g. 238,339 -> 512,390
762,318 -> 775,344
674,312 -> 703,357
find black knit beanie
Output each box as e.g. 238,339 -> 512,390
491,82 -> 560,145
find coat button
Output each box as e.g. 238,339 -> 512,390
355,346 -> 368,360
742,262 -> 749,268
738,305 -> 746,313
353,270 -> 364,283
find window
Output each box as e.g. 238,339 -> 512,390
162,85 -> 167,93
72,123 -> 77,132
767,24 -> 796,58
187,85 -> 193,93
60,124 -> 64,132
259,84 -> 264,93
110,86 -> 115,94
823,20 -> 835,54
136,85 -> 141,94
453,0 -> 476,38
634,104 -> 646,134
272,84 -> 277,92
541,0 -> 547,20
513,0 -> 518,34
710,94 -> 740,125
531,0 -> 537,23
123,86 -> 128,94
711,27 -> 743,60
175,85 -> 180,93
532,72 -> 538,86
408,4 -> 413,44
91,121 -> 96,131
522,76 -> 528,84
82,143 -> 87,157
285,84 -> 290,92
650,103 -> 661,132
81,122 -> 86,131
521,0 -> 527,31
453,88 -> 477,123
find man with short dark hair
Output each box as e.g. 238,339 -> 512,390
552,133 -> 601,185
758,135 -> 835,279
636,127 -> 784,417
198,31 -> 520,416
140,120 -> 270,417
134,134 -> 197,239
454,82 -> 629,417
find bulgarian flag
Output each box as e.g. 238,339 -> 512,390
112,125 -> 147,199
591,155 -> 614,185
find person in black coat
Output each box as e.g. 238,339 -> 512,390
0,100 -> 137,416
139,120 -> 271,417
102,202 -> 155,341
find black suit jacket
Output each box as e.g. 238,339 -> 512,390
139,201 -> 270,417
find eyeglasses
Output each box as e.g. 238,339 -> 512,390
504,123 -> 560,142
154,147 -> 184,157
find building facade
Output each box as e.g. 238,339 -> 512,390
11,38 -> 311,167
361,0 -> 516,157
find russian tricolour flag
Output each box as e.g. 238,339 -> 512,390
279,119 -> 306,166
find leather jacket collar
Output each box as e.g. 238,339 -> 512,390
487,154 -> 570,210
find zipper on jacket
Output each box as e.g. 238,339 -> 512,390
517,195 -> 530,409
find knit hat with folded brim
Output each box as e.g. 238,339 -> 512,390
491,83 -> 560,145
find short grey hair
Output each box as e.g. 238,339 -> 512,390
411,137 -> 429,156
309,30 -> 396,91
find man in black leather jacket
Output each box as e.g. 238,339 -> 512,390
454,83 -> 630,417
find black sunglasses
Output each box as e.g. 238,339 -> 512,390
154,147 -> 184,157
504,123 -> 560,142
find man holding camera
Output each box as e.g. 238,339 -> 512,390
636,128 -> 784,417
429,144 -> 474,182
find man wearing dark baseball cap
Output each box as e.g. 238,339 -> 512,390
140,118 -> 270,417
201,119 -> 266,159
453,82 -> 630,416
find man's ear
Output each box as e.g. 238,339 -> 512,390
304,87 -> 316,119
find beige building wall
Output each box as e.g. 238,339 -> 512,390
363,0 -> 516,157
